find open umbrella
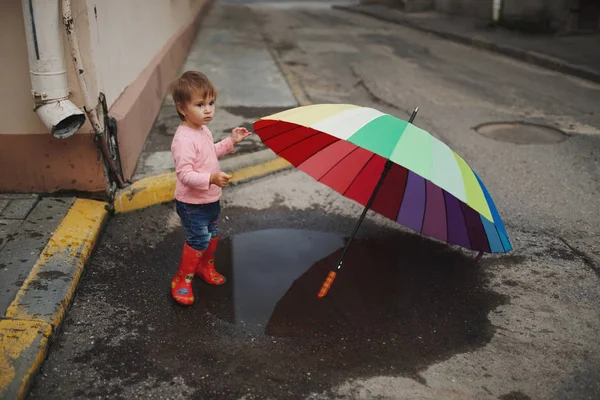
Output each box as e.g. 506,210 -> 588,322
253,104 -> 511,298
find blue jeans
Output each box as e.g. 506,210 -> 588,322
175,200 -> 220,251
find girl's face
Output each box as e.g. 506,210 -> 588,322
178,92 -> 216,129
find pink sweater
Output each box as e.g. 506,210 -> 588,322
171,125 -> 234,204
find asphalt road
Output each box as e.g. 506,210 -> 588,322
29,1 -> 600,399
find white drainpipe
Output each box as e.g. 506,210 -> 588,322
493,0 -> 502,23
21,0 -> 85,139
60,0 -> 125,188
61,0 -> 103,136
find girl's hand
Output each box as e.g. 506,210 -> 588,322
231,127 -> 252,144
210,172 -> 232,187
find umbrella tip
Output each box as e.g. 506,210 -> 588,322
408,107 -> 420,123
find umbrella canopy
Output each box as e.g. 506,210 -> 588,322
254,104 -> 511,254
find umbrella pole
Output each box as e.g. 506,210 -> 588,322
318,107 -> 420,298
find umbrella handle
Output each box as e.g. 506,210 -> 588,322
317,271 -> 337,298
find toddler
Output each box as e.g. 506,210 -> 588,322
170,71 -> 251,306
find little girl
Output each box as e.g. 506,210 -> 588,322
170,71 -> 251,306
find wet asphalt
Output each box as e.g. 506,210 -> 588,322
28,200 -> 511,399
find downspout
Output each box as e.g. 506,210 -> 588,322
61,0 -> 126,188
493,0 -> 502,23
21,0 -> 85,139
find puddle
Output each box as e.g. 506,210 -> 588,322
200,228 -> 508,350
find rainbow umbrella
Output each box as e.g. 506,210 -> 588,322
253,104 -> 511,297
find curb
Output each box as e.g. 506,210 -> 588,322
335,5 -> 600,85
0,199 -> 108,400
0,320 -> 51,400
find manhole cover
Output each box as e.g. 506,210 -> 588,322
475,122 -> 568,144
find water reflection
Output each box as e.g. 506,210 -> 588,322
201,229 -> 344,331
202,228 -> 505,346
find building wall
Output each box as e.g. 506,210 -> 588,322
0,0 -> 207,193
88,0 -> 205,108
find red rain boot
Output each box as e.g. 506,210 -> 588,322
196,236 -> 226,285
171,243 -> 203,305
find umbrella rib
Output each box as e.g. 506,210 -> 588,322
495,223 -> 506,252
443,188 -> 450,246
420,176 -> 428,234
458,202 -> 474,250
479,212 -> 496,253
469,202 -> 492,253
317,146 -> 361,183
393,165 -> 410,222
277,131 -> 339,157
261,122 -> 312,144
341,153 -> 376,198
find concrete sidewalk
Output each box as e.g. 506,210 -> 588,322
336,4 -> 600,84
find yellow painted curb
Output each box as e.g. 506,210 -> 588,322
114,172 -> 177,214
230,157 -> 291,184
0,320 -> 52,400
5,199 -> 108,328
114,157 -> 292,214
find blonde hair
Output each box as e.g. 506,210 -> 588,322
170,71 -> 218,120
